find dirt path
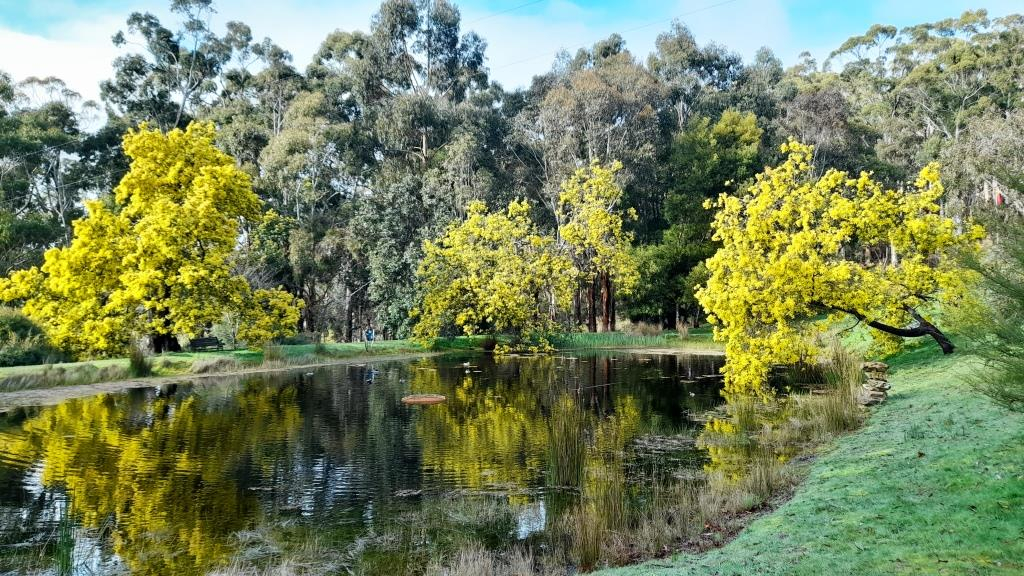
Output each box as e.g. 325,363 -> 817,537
0,352 -> 441,412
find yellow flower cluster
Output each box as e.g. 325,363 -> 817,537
697,140 -> 984,398
0,122 -> 302,357
413,199 -> 576,346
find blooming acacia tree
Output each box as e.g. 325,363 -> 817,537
413,199 -> 575,349
697,141 -> 984,398
558,160 -> 639,331
0,122 -> 301,357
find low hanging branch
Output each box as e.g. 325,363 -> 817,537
832,306 -> 955,354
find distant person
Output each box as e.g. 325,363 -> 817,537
364,326 -> 375,350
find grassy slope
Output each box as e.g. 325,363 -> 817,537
600,348 -> 1024,576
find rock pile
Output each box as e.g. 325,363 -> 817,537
860,361 -> 890,405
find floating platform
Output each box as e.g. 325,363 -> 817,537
401,394 -> 447,405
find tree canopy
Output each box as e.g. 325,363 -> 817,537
0,122 -> 301,357
697,141 -> 984,398
2,0 -> 1023,348
413,199 -> 574,349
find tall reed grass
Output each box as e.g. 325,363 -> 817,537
546,395 -> 587,489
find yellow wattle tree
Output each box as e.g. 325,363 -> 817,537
412,199 -> 575,349
0,122 -> 301,357
696,141 -> 984,399
558,160 -> 639,332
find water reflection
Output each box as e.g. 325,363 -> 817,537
0,352 -> 725,575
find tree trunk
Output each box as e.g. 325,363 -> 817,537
839,306 -> 955,354
587,280 -> 597,332
601,273 -> 611,333
345,295 -> 354,343
608,277 -> 616,332
153,333 -> 181,354
574,289 -> 582,328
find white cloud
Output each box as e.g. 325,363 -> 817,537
0,16 -> 121,103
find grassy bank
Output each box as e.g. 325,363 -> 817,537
598,348 -> 1024,576
0,339 -> 449,393
549,327 -> 718,351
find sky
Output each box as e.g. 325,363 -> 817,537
0,0 -> 1020,105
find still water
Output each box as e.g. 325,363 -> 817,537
0,352 -> 725,575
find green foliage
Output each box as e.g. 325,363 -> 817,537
625,110 -> 762,325
0,307 -> 61,367
963,217 -> 1024,411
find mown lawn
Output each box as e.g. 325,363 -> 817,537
599,348 -> 1024,575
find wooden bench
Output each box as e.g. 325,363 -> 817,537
189,337 -> 224,352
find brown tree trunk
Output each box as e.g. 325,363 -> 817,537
837,306 -> 955,354
587,280 -> 597,332
153,333 -> 181,354
601,272 -> 611,333
345,292 -> 354,343
609,279 -> 616,332
574,289 -> 582,328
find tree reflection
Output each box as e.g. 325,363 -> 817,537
0,382 -> 302,575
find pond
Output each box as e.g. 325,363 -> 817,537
0,352 -> 728,575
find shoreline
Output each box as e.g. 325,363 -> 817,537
0,344 -> 724,412
597,353 -> 1024,575
0,351 -> 442,413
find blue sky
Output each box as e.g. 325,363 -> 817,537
0,0 -> 1019,103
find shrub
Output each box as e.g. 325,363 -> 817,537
0,307 -> 62,367
262,343 -> 286,363
128,346 -> 153,377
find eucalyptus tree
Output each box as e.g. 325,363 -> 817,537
254,90 -> 370,334
206,39 -> 306,175
516,37 -> 665,228
307,0 -> 498,337
0,74 -> 100,270
829,10 -> 1024,213
648,21 -> 743,128
102,0 -> 256,130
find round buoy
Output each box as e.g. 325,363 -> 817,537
401,394 -> 447,405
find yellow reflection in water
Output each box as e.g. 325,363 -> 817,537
1,382 -> 302,575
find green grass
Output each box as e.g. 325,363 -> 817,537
598,351 -> 1024,576
549,329 -> 719,351
0,339 -> 438,392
